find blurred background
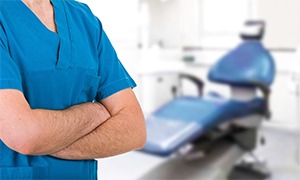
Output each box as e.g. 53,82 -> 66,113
80,0 -> 300,179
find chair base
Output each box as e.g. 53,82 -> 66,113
138,141 -> 245,180
228,161 -> 271,180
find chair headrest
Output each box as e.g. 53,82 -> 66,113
240,20 -> 266,41
208,41 -> 276,87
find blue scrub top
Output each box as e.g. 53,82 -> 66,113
0,0 -> 136,179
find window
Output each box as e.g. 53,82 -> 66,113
202,0 -> 251,48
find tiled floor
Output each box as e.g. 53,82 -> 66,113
255,127 -> 300,180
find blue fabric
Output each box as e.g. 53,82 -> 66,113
208,41 -> 276,87
142,96 -> 265,156
0,0 -> 136,179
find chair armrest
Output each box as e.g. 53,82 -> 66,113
179,74 -> 205,97
251,81 -> 271,119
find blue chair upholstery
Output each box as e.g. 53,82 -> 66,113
142,40 -> 276,156
209,41 -> 275,87
143,95 -> 265,156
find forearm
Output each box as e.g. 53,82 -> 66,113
51,107 -> 146,160
1,102 -> 110,155
30,102 -> 111,154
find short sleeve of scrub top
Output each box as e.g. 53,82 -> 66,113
0,21 -> 23,92
96,25 -> 136,101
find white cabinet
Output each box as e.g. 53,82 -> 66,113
270,73 -> 297,128
137,72 -> 180,114
268,52 -> 299,128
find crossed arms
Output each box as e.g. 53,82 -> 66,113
0,88 -> 146,160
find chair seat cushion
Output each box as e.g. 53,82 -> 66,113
142,95 -> 265,156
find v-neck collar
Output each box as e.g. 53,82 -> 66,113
51,0 -> 73,68
15,0 -> 73,68
15,0 -> 59,47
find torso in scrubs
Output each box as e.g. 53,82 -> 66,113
0,0 -> 136,179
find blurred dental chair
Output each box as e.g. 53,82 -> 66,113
140,21 -> 276,180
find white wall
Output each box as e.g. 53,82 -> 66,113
146,0 -> 181,48
257,0 -> 300,49
142,0 -> 202,48
78,0 -> 140,77
78,0 -> 139,49
201,0 -> 251,48
200,0 -> 300,49
144,0 -> 300,49
179,0 -> 202,47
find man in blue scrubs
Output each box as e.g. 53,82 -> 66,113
0,0 -> 146,179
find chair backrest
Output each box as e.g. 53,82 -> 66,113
208,41 -> 276,88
